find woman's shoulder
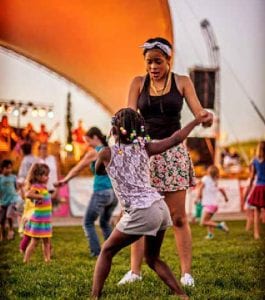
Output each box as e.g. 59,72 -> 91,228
174,73 -> 191,84
130,75 -> 146,90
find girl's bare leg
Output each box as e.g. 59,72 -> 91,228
144,230 -> 187,297
131,237 -> 144,275
24,238 -> 38,263
245,209 -> 254,231
92,229 -> 141,298
253,208 -> 261,239
201,211 -> 218,228
42,238 -> 51,262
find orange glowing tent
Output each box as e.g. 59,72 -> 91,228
0,0 -> 173,113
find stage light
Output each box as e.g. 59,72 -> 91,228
12,107 -> 20,117
38,108 -> 46,117
47,109 -> 54,119
65,143 -> 73,152
32,107 -> 38,117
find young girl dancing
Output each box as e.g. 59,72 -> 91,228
91,108 -> 207,298
197,165 -> 229,239
244,141 -> 265,239
23,163 -> 53,263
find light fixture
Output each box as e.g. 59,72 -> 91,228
12,107 -> 20,117
38,108 -> 46,117
65,143 -> 73,152
31,107 -> 38,117
47,109 -> 54,119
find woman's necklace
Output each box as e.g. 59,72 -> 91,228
150,71 -> 170,96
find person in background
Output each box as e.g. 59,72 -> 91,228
0,115 -> 18,154
17,142 -> 37,237
36,124 -> 50,144
55,127 -> 117,257
244,141 -> 265,239
119,37 -> 213,286
21,123 -> 37,145
36,143 -> 59,203
197,165 -> 229,239
0,159 -> 20,240
23,163 -> 54,263
18,143 -> 37,183
72,119 -> 87,160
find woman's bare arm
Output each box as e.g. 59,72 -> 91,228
178,75 -> 213,127
54,149 -> 98,186
127,76 -> 143,110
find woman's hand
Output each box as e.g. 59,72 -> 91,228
54,179 -> 67,188
200,109 -> 213,127
196,110 -> 210,125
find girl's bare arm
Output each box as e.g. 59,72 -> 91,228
244,163 -> 256,201
25,189 -> 44,200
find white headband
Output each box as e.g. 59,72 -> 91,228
139,41 -> 172,56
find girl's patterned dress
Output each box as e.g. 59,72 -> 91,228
24,184 -> 52,238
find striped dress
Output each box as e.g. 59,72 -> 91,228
24,184 -> 52,238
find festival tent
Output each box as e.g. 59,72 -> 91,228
0,0 -> 173,113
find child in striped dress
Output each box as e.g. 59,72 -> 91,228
23,163 -> 53,263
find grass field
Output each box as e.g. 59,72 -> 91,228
1,221 -> 264,300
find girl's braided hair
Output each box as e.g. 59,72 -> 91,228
111,108 -> 147,145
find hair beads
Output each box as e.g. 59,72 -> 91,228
111,108 -> 150,154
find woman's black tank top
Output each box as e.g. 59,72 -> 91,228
137,73 -> 184,139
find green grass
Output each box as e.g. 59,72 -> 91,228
1,221 -> 264,299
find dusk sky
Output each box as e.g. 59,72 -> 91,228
0,0 -> 264,145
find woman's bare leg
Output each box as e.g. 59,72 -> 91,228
145,231 -> 187,297
92,229 -> 141,298
165,190 -> 192,276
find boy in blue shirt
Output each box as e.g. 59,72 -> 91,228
0,159 -> 19,240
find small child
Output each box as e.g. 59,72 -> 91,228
197,165 -> 229,239
0,159 -> 19,241
23,163 -> 53,263
91,108 -> 207,298
244,141 -> 265,239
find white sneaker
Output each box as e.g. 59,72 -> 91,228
117,270 -> 142,285
180,273 -> 195,287
205,233 -> 214,240
220,221 -> 229,232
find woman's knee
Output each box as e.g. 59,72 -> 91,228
171,214 -> 188,228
